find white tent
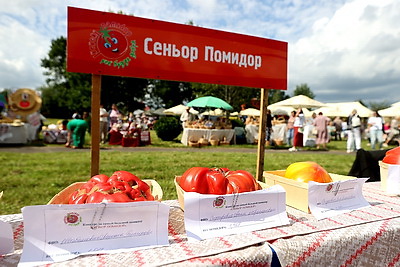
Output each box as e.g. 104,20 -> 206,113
240,108 -> 260,116
378,105 -> 400,117
313,102 -> 373,118
392,101 -> 400,107
163,104 -> 198,115
201,108 -> 225,116
268,105 -> 313,117
268,95 -> 326,109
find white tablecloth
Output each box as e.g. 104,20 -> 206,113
181,128 -> 235,145
245,124 -> 258,144
271,124 -> 286,142
0,124 -> 28,144
303,125 -> 316,147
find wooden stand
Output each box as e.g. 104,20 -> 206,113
256,88 -> 269,181
90,74 -> 101,176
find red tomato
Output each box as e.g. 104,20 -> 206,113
206,170 -> 229,195
89,174 -> 109,184
179,167 -> 211,194
68,171 -> 155,204
385,146 -> 400,156
86,191 -> 133,203
382,153 -> 400,165
179,167 -> 258,195
285,161 -> 333,183
225,170 -> 259,194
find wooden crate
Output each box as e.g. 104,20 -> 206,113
263,170 -> 353,213
379,161 -> 388,192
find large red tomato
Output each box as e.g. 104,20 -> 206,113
225,170 -> 259,194
382,147 -> 400,165
179,167 -> 259,195
285,161 -> 333,183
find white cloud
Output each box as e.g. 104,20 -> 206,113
0,0 -> 399,105
289,0 -> 400,102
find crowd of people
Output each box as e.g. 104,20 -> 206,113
44,103 -> 400,152
240,107 -> 400,152
63,104 -> 157,148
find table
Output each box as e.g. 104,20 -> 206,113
245,124 -> 258,144
2,182 -> 400,266
303,124 -> 316,147
181,128 -> 235,145
271,124 -> 286,143
245,124 -> 287,144
0,124 -> 28,144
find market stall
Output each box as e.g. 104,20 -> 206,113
2,182 -> 400,266
181,128 -> 235,145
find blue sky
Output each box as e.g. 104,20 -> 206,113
1,0 -> 399,105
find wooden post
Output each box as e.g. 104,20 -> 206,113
91,74 -> 101,176
256,88 -> 269,181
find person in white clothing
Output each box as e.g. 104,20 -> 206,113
99,104 -> 109,144
346,109 -> 362,153
289,108 -> 305,152
367,111 -> 384,150
180,107 -> 191,128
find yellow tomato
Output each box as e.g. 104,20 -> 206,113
285,161 -> 333,183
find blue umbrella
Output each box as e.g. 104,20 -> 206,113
186,96 -> 233,110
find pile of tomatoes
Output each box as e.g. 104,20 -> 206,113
68,170 -> 155,204
179,167 -> 260,195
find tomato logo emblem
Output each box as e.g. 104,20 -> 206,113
98,28 -> 128,58
64,212 -> 82,226
325,184 -> 333,192
89,22 -> 137,68
213,196 -> 226,208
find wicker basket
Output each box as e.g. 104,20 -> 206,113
198,137 -> 209,146
209,135 -> 219,146
189,141 -> 200,147
274,139 -> 284,146
47,179 -> 163,204
188,136 -> 200,147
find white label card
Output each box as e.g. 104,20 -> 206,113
184,185 -> 289,240
387,164 -> 400,195
308,178 -> 370,220
0,220 -> 14,255
19,201 -> 169,266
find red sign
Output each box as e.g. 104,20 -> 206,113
67,7 -> 287,90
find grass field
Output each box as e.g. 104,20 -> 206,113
0,120 -> 392,215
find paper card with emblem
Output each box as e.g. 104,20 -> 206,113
308,178 -> 370,220
19,202 -> 169,266
184,185 -> 289,240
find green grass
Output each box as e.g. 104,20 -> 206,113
1,121 -> 395,215
0,149 -> 355,215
